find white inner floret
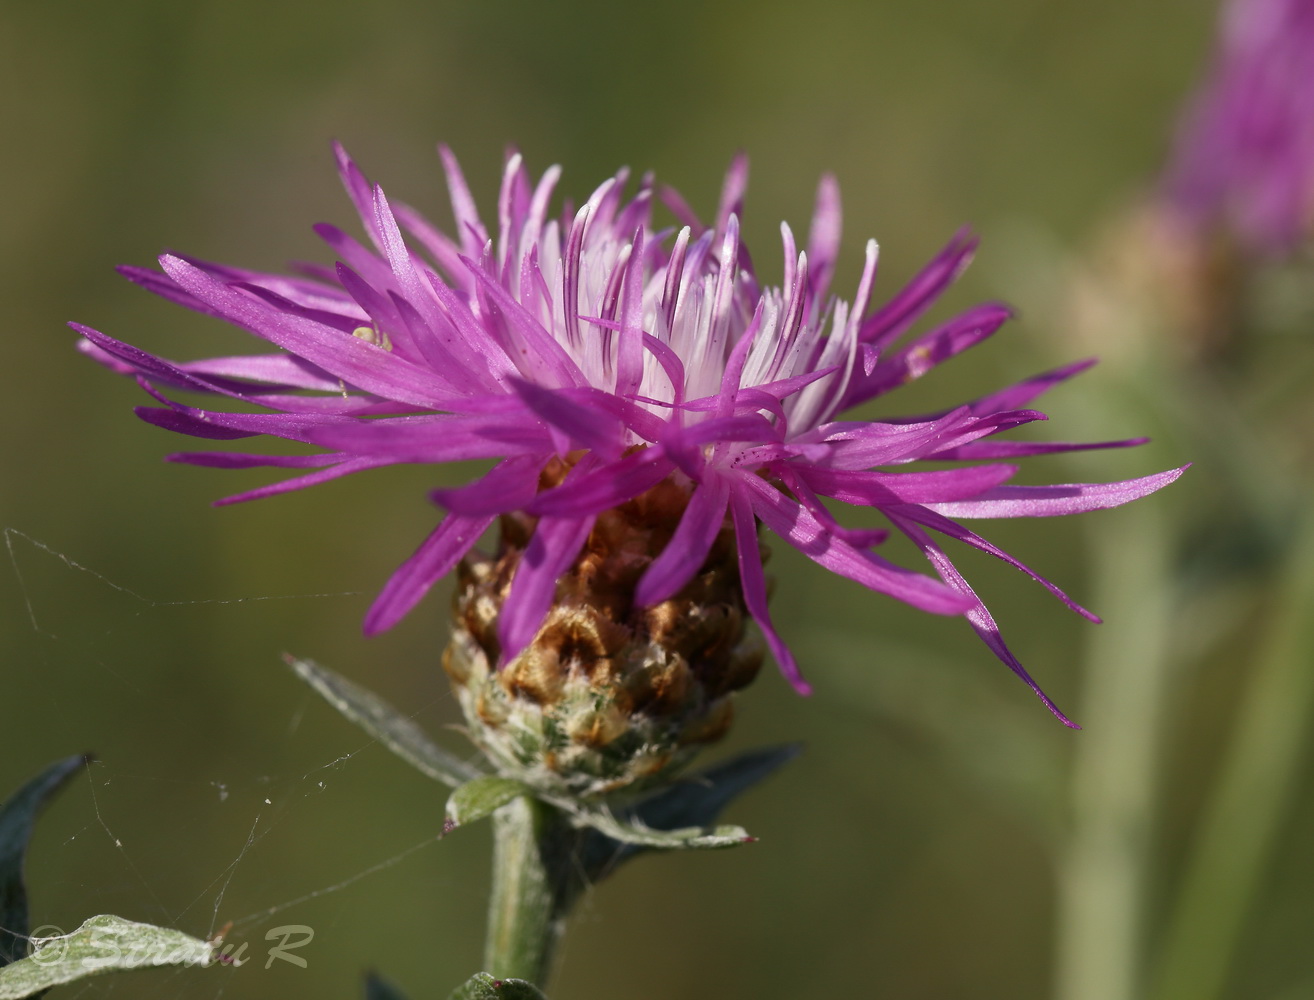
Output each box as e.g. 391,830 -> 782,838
498,171 -> 873,443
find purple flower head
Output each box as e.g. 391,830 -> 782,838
1163,0 -> 1314,254
77,144 -> 1184,727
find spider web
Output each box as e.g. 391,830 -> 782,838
1,527 -> 494,999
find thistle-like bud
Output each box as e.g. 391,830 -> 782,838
443,477 -> 763,798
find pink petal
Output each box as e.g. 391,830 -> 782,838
925,466 -> 1189,518
498,513 -> 597,661
364,513 -> 495,635
510,380 -> 627,459
926,437 -> 1149,461
773,465 -> 890,549
168,451 -> 342,470
214,456 -> 392,505
796,463 -> 1019,506
159,256 -> 461,409
175,354 -> 344,391
843,303 -> 1011,409
462,259 -> 586,389
297,411 -> 554,462
635,475 -> 731,606
430,455 -> 547,516
805,173 -> 842,306
858,228 -> 978,349
437,144 -> 490,257
332,141 -> 385,251
715,153 -> 749,236
889,503 -> 1100,621
614,227 -> 647,399
527,450 -> 673,517
738,472 -> 974,616
887,512 -> 1079,728
730,487 -> 811,694
659,184 -> 704,232
967,358 -> 1098,414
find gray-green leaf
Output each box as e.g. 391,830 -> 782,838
445,778 -> 529,830
0,915 -> 217,999
625,743 -> 802,836
447,971 -> 548,1000
0,755 -> 87,967
574,744 -> 799,881
568,807 -> 752,850
285,656 -> 483,788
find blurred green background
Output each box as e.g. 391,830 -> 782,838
3,0 -> 1311,998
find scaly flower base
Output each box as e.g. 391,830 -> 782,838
445,481 -> 763,797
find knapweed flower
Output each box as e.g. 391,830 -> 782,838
78,144 -> 1181,790
1163,0 -> 1314,255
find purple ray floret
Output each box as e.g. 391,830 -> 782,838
76,143 -> 1186,726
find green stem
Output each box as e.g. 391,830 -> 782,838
1149,504 -> 1314,1000
484,796 -> 575,987
1054,501 -> 1173,1000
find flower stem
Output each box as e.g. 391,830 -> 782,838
484,796 -> 576,987
1055,500 -> 1173,1000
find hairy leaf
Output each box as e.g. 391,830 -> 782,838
285,656 -> 482,787
445,778 -> 529,830
0,915 -> 217,999
577,744 -> 801,877
569,808 -> 752,850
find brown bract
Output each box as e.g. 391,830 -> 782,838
442,468 -> 764,797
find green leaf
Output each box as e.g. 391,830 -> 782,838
365,970 -> 410,1000
572,745 -> 800,875
568,807 -> 753,850
285,656 -> 483,788
626,743 -> 802,835
447,971 -> 548,1000
0,755 -> 87,967
0,915 -> 217,998
445,778 -> 529,830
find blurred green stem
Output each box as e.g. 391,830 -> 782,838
1055,501 -> 1172,1000
1149,502 -> 1314,1000
484,796 -> 573,988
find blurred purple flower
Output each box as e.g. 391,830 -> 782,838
77,145 -> 1183,725
1163,0 -> 1314,254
